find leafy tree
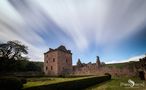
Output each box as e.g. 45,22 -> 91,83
0,43 -> 11,59
0,40 -> 28,60
26,62 -> 42,71
0,40 -> 43,73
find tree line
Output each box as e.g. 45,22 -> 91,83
0,40 -> 43,73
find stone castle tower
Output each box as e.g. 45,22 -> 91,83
44,45 -> 72,76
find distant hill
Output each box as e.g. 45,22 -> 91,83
106,62 -> 128,69
105,61 -> 139,69
106,54 -> 145,64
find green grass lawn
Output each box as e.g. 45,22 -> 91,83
106,63 -> 128,69
24,76 -> 146,90
23,76 -> 93,89
86,77 -> 146,90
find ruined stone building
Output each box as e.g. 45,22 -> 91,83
72,56 -> 102,75
44,45 -> 72,76
76,56 -> 101,68
44,45 -> 143,77
72,56 -> 135,77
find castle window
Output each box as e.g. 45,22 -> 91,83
51,66 -> 53,70
66,59 -> 68,63
53,58 -> 55,62
46,66 -> 48,70
46,61 -> 48,63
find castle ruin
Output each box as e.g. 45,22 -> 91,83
44,45 -> 144,78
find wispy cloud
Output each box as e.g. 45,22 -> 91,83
0,0 -> 146,62
35,0 -> 146,48
106,54 -> 145,64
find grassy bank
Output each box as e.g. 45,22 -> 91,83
86,77 -> 146,90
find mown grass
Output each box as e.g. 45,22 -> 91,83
23,76 -> 94,89
24,76 -> 146,90
23,76 -> 111,90
86,77 -> 146,90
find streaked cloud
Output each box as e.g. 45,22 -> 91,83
0,0 -> 146,63
106,54 -> 145,64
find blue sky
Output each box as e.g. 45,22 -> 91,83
0,0 -> 146,64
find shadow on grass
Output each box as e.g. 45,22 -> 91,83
86,79 -> 114,90
23,76 -> 111,90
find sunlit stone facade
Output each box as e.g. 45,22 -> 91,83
44,45 -> 72,76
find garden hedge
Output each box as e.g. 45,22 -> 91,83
0,77 -> 24,90
24,75 -> 111,90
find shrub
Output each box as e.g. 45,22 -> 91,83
139,71 -> 145,80
0,77 -> 23,90
20,78 -> 27,84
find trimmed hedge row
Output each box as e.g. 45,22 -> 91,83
14,75 -> 92,78
24,75 -> 111,90
0,77 -> 27,90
